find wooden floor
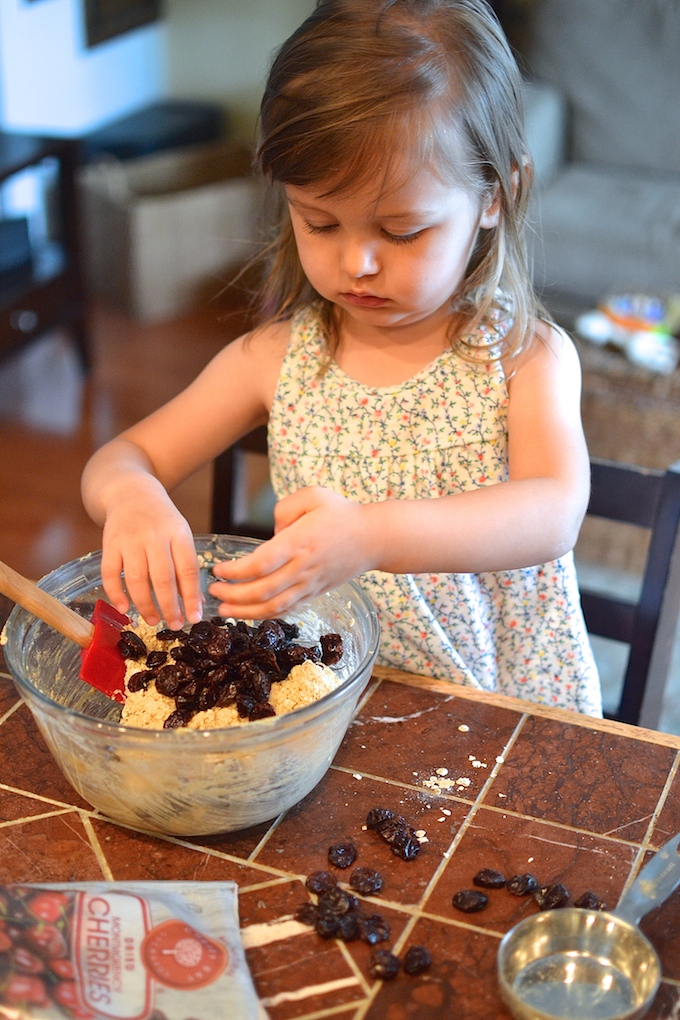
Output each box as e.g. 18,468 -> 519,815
0,290 -> 251,582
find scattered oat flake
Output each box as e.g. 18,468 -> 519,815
438,817 -> 446,823
435,767 -> 449,776
498,793 -> 506,798
353,773 -> 363,780
456,777 -> 471,787
458,724 -> 470,732
496,756 -> 505,764
442,809 -> 451,816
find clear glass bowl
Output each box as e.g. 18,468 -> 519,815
3,535 -> 380,836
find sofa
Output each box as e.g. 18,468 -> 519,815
509,0 -> 680,316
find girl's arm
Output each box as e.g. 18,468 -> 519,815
81,324 -> 287,628
210,321 -> 590,617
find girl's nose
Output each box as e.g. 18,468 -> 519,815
342,239 -> 379,278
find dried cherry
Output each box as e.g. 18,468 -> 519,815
473,868 -> 506,889
359,913 -> 390,945
534,883 -> 570,910
117,631 -> 147,660
369,949 -> 401,981
295,902 -> 319,926
403,945 -> 433,976
328,840 -> 358,869
318,887 -> 353,917
349,867 -> 384,895
305,871 -> 337,895
452,889 -> 488,913
574,891 -> 607,911
366,807 -> 396,830
506,873 -> 539,896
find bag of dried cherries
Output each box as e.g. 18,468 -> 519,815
0,881 -> 266,1020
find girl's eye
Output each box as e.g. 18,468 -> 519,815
303,221 -> 338,235
382,229 -> 423,245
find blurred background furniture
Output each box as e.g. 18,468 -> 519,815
511,0 -> 680,318
211,425 -> 273,541
0,133 -> 88,369
580,457 -> 680,729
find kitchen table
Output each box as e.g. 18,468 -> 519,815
1,593 -> 679,1019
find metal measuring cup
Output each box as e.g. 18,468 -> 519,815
497,830 -> 680,1020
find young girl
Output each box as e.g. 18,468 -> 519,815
81,0 -> 602,715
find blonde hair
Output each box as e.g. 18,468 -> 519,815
255,0 -> 539,361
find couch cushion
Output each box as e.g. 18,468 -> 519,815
527,0 -> 680,174
529,165 -> 680,304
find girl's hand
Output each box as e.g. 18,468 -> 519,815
100,481 -> 203,630
209,487 -> 371,618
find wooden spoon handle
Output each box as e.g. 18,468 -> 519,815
0,558 -> 94,649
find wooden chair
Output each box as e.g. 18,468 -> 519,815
212,443 -> 680,729
580,457 -> 680,729
211,426 -> 273,541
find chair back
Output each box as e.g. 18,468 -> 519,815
581,457 -> 680,728
211,444 -> 680,729
211,426 -> 273,541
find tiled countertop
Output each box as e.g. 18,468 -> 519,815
1,593 -> 679,1019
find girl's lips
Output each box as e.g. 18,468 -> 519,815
341,292 -> 389,308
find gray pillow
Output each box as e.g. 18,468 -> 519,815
527,0 -> 680,174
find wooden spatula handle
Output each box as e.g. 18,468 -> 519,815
0,558 -> 94,648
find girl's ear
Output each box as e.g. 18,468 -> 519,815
479,169 -> 520,228
479,184 -> 501,229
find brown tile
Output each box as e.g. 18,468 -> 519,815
0,672 -> 21,716
648,982 -> 680,1019
185,819 -> 281,861
334,680 -> 522,799
253,768 -> 471,907
650,758 -> 680,846
240,881 -> 367,1019
0,787 -> 67,823
0,701 -> 91,808
425,806 -> 639,934
488,716 -> 675,840
90,817 -> 275,885
641,890 -> 680,983
0,813 -> 105,882
362,916 -> 512,1020
634,848 -> 680,983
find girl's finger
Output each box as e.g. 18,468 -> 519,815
122,551 -> 162,626
172,539 -> 203,624
212,540 -> 289,583
145,545 -> 186,629
100,549 -> 129,616
212,578 -> 310,621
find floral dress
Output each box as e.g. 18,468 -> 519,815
267,304 -> 602,716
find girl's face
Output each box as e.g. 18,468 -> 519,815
286,163 -> 499,336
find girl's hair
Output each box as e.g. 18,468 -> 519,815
255,0 -> 539,361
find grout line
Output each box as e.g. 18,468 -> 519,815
247,811 -> 288,863
0,807 -> 79,829
415,715 -> 529,919
617,748 -> 680,904
79,812 -> 115,880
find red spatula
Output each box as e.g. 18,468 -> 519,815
0,558 -> 130,703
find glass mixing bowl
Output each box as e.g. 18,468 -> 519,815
3,535 -> 380,836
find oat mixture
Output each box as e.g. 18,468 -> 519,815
120,619 -> 342,731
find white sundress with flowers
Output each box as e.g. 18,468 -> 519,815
267,304 -> 602,716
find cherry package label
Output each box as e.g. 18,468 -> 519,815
0,881 -> 265,1020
